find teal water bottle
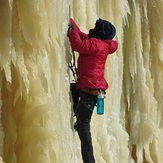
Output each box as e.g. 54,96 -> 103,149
97,91 -> 104,115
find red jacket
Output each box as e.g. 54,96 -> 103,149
68,18 -> 118,90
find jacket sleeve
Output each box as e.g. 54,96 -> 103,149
70,18 -> 88,40
68,29 -> 97,54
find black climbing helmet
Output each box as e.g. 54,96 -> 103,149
94,18 -> 116,40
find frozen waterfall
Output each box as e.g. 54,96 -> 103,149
0,0 -> 163,163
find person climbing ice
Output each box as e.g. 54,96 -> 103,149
67,18 -> 118,163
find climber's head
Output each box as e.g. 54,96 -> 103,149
88,18 -> 116,40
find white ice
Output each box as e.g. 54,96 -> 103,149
0,0 -> 163,163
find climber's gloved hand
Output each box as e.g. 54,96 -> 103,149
67,24 -> 75,37
68,24 -> 75,30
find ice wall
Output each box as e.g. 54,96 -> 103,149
0,0 -> 163,163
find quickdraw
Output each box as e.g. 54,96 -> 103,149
69,48 -> 77,82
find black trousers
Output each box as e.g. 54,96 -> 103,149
75,91 -> 97,163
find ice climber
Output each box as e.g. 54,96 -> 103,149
67,18 -> 118,163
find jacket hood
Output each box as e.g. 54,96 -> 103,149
104,39 -> 118,54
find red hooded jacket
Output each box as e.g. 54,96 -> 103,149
68,18 -> 118,91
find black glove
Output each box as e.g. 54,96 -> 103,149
67,24 -> 75,37
68,24 -> 75,30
